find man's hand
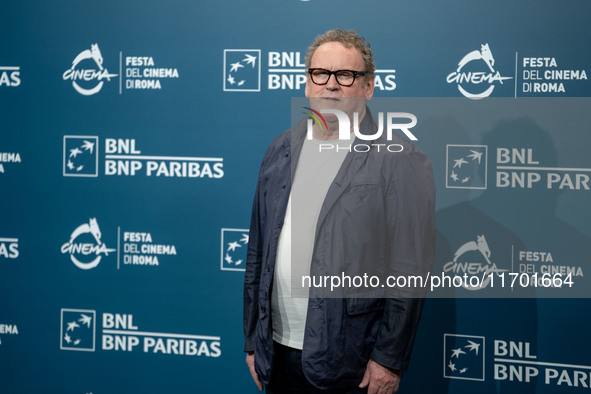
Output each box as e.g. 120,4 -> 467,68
359,359 -> 401,394
245,352 -> 263,391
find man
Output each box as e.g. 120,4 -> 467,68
244,29 -> 435,393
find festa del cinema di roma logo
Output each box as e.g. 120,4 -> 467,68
61,218 -> 115,270
443,234 -> 508,290
447,44 -> 512,99
63,43 -> 118,96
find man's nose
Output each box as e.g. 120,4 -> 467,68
325,73 -> 340,89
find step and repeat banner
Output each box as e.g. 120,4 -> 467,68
1,1 -> 590,393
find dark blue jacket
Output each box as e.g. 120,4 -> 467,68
243,110 -> 435,389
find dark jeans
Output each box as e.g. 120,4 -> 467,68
266,342 -> 367,394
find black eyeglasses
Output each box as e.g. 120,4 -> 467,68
307,68 -> 366,87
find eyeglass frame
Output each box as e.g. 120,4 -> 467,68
307,68 -> 367,87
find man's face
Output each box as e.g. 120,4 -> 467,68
305,41 -> 374,121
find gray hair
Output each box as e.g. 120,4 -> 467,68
305,29 -> 376,78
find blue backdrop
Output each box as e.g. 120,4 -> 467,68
1,1 -> 590,393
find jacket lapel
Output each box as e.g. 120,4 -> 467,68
315,108 -> 376,229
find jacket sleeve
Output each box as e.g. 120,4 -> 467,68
370,146 -> 436,371
243,138 -> 279,353
243,157 -> 266,353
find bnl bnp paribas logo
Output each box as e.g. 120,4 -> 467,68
223,50 -> 261,92
444,334 -> 591,389
444,334 -> 485,381
220,228 -> 249,271
446,145 -> 487,189
223,49 -> 397,92
63,136 -> 99,177
0,65 -> 21,87
447,44 -> 513,99
60,309 -> 222,357
60,309 -> 96,351
63,43 -> 118,96
61,218 -> 115,270
0,237 -> 19,260
63,136 -> 224,179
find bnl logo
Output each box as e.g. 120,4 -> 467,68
60,308 -> 96,351
63,136 -> 99,177
220,228 -> 249,271
223,50 -> 261,92
443,333 -> 485,381
446,145 -> 488,189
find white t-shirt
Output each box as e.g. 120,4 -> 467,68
272,134 -> 350,349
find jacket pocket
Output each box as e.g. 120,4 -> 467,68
346,183 -> 378,194
345,297 -> 385,316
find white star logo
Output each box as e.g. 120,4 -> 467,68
82,140 -> 95,154
243,54 -> 257,67
465,340 -> 480,356
225,253 -> 233,264
227,241 -> 241,252
467,150 -> 483,164
448,360 -> 456,372
451,348 -> 466,359
230,62 -> 243,73
79,314 -> 92,328
69,147 -> 82,158
453,158 -> 468,169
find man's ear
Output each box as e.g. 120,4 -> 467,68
365,76 -> 375,101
